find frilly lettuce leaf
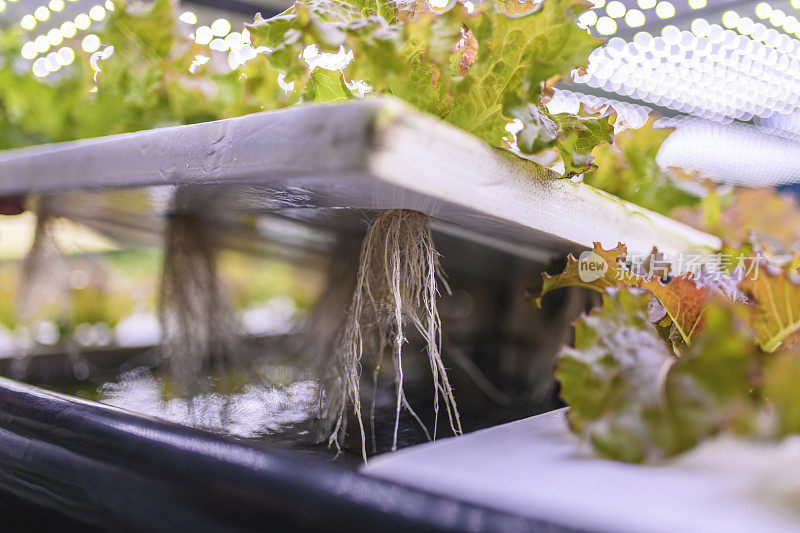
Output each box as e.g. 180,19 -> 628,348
547,110 -> 615,176
557,288 -> 760,463
638,275 -> 709,347
0,0 -> 253,145
535,242 -> 628,303
1,0 -> 612,173
308,67 -> 354,102
534,242 -> 713,347
548,242 -> 800,462
247,0 -> 611,176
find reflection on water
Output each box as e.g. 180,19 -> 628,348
99,368 -> 320,439
39,333 -> 562,467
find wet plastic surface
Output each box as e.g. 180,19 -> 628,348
0,98 -> 721,532
366,409 -> 800,533
0,376 -> 582,532
0,98 -> 718,265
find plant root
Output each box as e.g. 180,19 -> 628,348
302,235 -> 361,433
324,209 -> 461,461
159,213 -> 243,397
16,210 -> 71,329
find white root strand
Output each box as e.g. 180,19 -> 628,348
324,209 -> 461,461
159,214 -> 242,397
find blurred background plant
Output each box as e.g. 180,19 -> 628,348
0,0 -> 331,356
0,215 -> 323,356
0,0 -> 296,150
3,0 -> 800,358
583,118 -> 703,216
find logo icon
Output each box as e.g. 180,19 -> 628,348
578,251 -> 608,282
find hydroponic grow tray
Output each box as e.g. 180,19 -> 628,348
0,97 -> 719,262
0,377 -> 551,532
365,408 -> 800,533
0,98 -> 721,532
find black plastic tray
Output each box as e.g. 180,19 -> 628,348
0,377 -> 580,532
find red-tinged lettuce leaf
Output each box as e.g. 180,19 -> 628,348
534,242 -> 629,306
638,275 -> 709,346
534,242 -> 715,346
557,288 -> 760,463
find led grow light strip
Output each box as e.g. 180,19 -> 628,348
551,88 -> 800,186
572,1 -> 800,128
580,0 -> 683,35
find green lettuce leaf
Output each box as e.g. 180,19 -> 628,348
762,350 -> 800,436
308,67 -> 353,102
548,110 -> 615,176
557,288 -> 760,463
582,118 -> 700,215
247,0 -> 611,175
738,257 -> 800,352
